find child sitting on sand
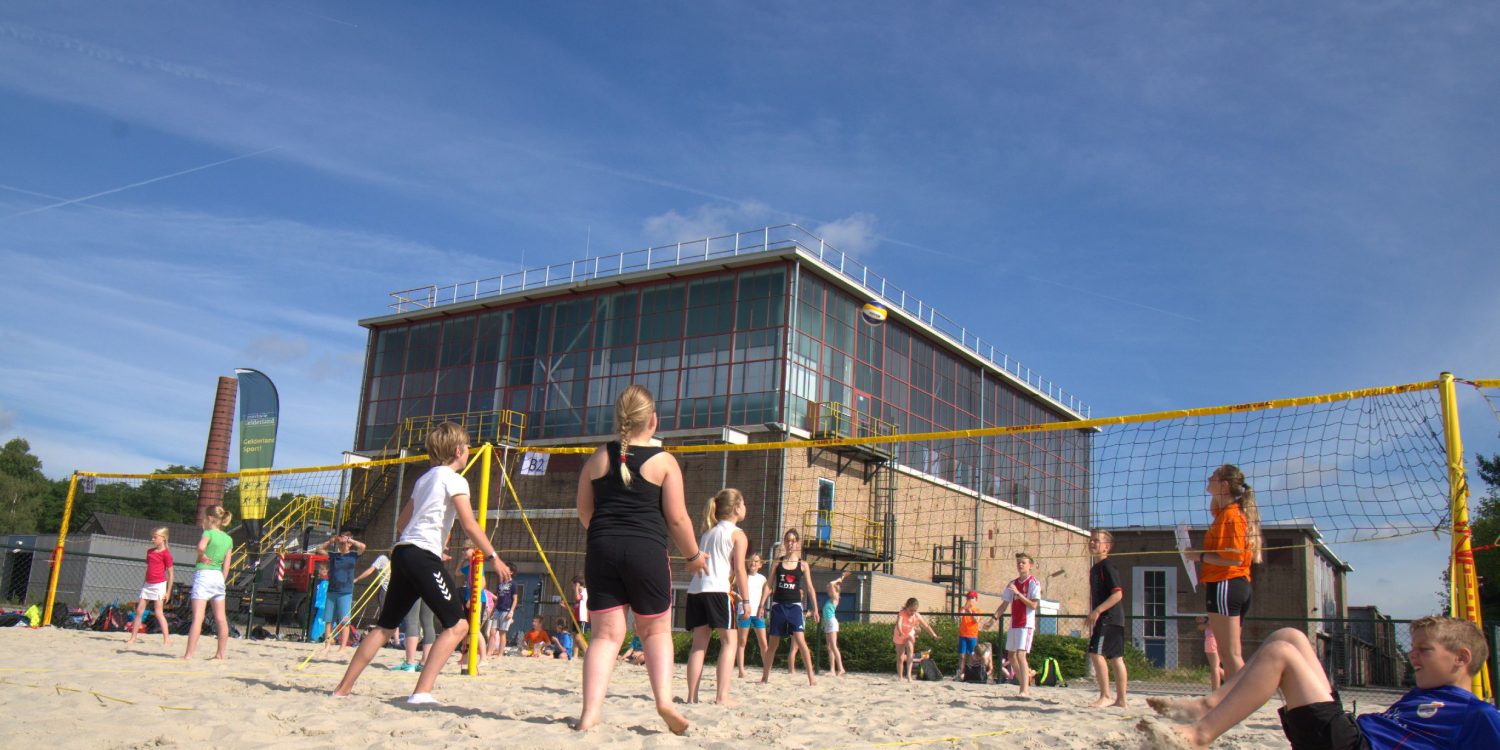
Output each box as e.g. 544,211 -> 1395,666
1137,616 -> 1500,749
523,616 -> 550,657
550,618 -> 576,660
618,634 -> 646,665
975,642 -> 996,683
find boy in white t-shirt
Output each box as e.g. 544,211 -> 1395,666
332,422 -> 512,704
984,552 -> 1041,697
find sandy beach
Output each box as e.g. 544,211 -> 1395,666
2,628 -> 1328,749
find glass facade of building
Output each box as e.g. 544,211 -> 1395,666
356,260 -> 1089,527
359,263 -> 787,449
788,273 -> 1089,528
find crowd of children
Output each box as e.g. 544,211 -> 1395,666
94,397 -> 1496,749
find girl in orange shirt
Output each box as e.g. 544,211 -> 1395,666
1187,464 -> 1263,680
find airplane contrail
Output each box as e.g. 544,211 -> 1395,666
0,146 -> 283,221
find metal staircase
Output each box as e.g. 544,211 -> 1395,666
339,409 -> 526,536
931,535 -> 978,612
227,494 -> 337,587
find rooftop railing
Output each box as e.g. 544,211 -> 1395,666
385,224 -> 1089,417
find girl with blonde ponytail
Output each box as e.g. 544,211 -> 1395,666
575,385 -> 709,734
1188,464 -> 1262,681
685,489 -> 749,704
183,506 -> 234,660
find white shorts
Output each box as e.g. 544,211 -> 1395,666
498,612 -> 514,632
823,617 -> 839,634
1006,626 -> 1034,653
190,570 -> 226,601
139,582 -> 167,601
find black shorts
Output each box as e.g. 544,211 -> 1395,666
585,536 -> 672,618
1279,698 -> 1370,750
685,592 -> 734,631
1087,622 -> 1124,659
376,545 -> 465,631
1206,577 -> 1253,617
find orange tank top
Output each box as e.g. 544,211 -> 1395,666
1202,503 -> 1252,583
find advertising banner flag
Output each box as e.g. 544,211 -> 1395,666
235,368 -> 279,538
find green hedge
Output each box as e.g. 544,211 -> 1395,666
651,623 -> 1155,682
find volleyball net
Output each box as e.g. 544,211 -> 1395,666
33,374 -> 1494,691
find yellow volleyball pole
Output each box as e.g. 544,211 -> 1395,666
1438,372 -> 1490,699
467,443 -> 492,676
42,473 -> 80,626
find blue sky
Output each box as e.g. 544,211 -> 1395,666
2,3 -> 1498,617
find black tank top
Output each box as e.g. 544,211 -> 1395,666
772,559 -> 806,603
588,441 -> 668,547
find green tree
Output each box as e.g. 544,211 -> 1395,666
0,438 -> 50,535
1472,451 -> 1500,627
29,464 -> 201,533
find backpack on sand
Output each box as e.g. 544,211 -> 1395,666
1035,656 -> 1066,687
917,657 -> 943,681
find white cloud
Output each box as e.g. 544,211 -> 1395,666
0,403 -> 14,435
814,212 -> 880,257
641,201 -> 776,245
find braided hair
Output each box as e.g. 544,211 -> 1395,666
613,384 -> 656,486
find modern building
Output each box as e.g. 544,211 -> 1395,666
1104,523 -> 1351,669
345,225 -> 1095,618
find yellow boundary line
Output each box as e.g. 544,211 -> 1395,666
0,676 -> 194,710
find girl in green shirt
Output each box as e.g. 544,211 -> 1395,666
183,506 -> 234,660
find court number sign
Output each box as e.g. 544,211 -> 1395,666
520,452 -> 550,476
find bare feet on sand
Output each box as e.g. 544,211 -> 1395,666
657,705 -> 689,735
1136,717 -> 1201,749
1146,696 -> 1206,722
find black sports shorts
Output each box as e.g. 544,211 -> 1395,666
685,592 -> 734,631
1278,698 -> 1370,750
1206,577 -> 1253,618
377,544 -> 465,631
1087,622 -> 1124,659
585,536 -> 672,618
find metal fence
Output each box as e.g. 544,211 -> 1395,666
8,547 -> 332,640
777,608 -> 1416,704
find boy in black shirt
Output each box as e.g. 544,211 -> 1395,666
1085,529 -> 1127,708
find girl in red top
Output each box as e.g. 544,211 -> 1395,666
1187,464 -> 1263,680
126,527 -> 174,646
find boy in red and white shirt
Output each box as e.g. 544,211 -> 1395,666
986,552 -> 1042,697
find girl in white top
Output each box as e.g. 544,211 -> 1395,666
685,489 -> 749,704
735,552 -> 769,678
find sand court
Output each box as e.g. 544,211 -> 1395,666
3,628 -> 1326,748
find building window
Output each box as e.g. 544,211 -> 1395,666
1132,566 -> 1177,669
816,478 -> 835,544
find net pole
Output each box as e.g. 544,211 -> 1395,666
467,443 -> 492,677
1439,371 -> 1490,699
42,473 -> 80,626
